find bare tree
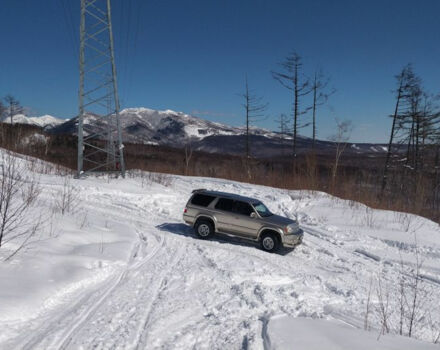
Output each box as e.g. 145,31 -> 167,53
0,100 -> 6,146
376,273 -> 391,336
241,75 -> 268,158
398,252 -> 407,335
275,113 -> 289,155
434,125 -> 440,212
406,82 -> 424,173
328,119 -> 352,188
381,65 -> 412,197
184,138 -> 193,175
4,95 -> 23,124
272,52 -> 312,162
380,64 -> 440,214
394,70 -> 436,176
406,237 -> 423,338
0,100 -> 5,121
427,311 -> 440,344
311,70 -> 334,149
0,152 -> 40,257
395,235 -> 427,339
420,95 -> 440,164
52,177 -> 79,215
364,275 -> 373,331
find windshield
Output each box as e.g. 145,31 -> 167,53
253,202 -> 272,217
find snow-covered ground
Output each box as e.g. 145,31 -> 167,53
267,316 -> 438,349
0,152 -> 439,349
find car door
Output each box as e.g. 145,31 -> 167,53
213,197 -> 235,232
229,200 -> 261,238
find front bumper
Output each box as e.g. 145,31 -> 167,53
282,229 -> 304,248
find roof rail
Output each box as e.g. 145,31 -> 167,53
192,188 -> 207,193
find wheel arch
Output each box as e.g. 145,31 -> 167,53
258,228 -> 282,243
194,215 -> 217,231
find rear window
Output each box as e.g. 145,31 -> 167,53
191,194 -> 216,207
215,198 -> 234,212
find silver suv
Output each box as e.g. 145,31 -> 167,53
183,189 -> 303,252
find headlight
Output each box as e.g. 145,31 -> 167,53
284,223 -> 299,234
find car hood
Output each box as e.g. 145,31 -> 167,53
262,214 -> 296,227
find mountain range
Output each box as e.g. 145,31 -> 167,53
6,108 -> 389,158
4,114 -> 64,129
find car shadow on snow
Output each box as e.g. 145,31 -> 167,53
155,223 -> 294,256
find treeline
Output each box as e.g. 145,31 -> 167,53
240,56 -> 440,222
380,65 -> 440,216
1,120 -> 438,224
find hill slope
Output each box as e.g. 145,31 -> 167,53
0,151 -> 439,349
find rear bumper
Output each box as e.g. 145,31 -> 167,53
183,213 -> 195,226
282,229 -> 303,248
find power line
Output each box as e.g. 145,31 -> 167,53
125,0 -> 143,103
57,0 -> 78,61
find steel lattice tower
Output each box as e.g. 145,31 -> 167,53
77,0 -> 125,177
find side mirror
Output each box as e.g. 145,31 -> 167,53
250,212 -> 257,219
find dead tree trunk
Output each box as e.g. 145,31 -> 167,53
272,52 -> 312,167
381,68 -> 406,197
311,70 -> 333,151
241,75 -> 267,159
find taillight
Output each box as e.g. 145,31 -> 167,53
184,208 -> 187,213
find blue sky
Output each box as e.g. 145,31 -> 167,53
1,0 -> 439,143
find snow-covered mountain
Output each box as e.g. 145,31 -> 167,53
51,107 -> 277,143
4,114 -> 64,129
49,107 -> 390,157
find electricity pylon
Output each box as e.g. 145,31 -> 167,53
77,0 -> 125,177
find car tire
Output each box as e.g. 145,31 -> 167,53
260,232 -> 280,253
195,220 -> 214,239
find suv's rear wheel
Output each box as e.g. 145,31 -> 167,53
195,219 -> 214,239
260,232 -> 280,253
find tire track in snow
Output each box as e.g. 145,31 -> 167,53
134,244 -> 185,349
56,231 -> 165,350
18,227 -> 164,350
59,231 -> 184,349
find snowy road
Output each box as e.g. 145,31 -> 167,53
1,160 -> 440,349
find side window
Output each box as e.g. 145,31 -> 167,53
234,201 -> 254,216
215,198 -> 234,212
191,194 -> 216,207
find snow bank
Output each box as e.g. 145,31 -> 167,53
267,316 -> 438,350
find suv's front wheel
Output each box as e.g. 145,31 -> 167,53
260,232 -> 280,253
195,219 -> 214,239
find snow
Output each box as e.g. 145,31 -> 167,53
0,150 -> 439,349
267,316 -> 438,349
369,145 -> 388,152
20,132 -> 47,146
4,114 -> 64,128
28,114 -> 65,128
183,124 -> 202,138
